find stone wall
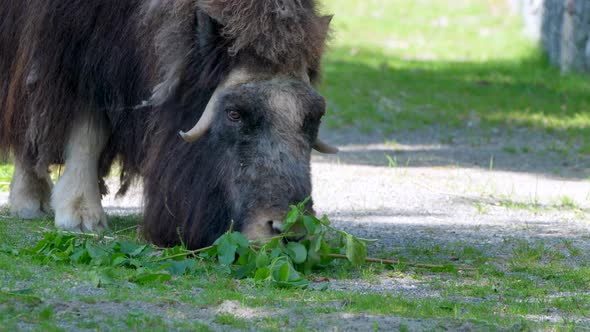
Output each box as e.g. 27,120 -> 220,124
509,0 -> 590,73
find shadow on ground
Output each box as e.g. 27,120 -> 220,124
328,206 -> 590,265
317,47 -> 590,180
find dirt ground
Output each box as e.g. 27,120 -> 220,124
314,126 -> 590,250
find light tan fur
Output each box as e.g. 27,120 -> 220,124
241,211 -> 305,240
9,159 -> 52,219
269,87 -> 303,127
266,82 -> 309,157
51,111 -> 110,232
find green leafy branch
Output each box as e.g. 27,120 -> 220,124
19,199 -> 468,289
27,231 -> 211,286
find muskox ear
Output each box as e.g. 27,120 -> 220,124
196,0 -> 225,24
197,9 -> 216,51
318,15 -> 333,40
321,15 -> 334,27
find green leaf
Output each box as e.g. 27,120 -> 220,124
320,215 -> 331,226
271,260 -> 309,289
345,234 -> 367,266
276,261 -> 291,282
130,244 -> 149,258
296,197 -> 311,211
303,216 -> 319,235
283,207 -> 300,231
304,246 -> 321,274
198,246 -> 217,259
90,269 -> 117,287
69,248 -> 85,263
269,248 -> 282,260
286,242 -> 307,264
256,252 -> 270,268
160,245 -> 188,260
265,238 -> 280,249
254,267 -> 271,282
85,243 -> 103,258
320,247 -> 337,265
86,243 -> 110,265
127,258 -> 143,269
215,236 -> 237,265
229,232 -> 249,249
232,259 -> 257,279
118,241 -> 142,256
163,259 -> 198,275
110,253 -> 127,267
311,234 -> 323,253
235,249 -> 254,266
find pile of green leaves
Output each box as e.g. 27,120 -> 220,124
29,232 -> 202,286
26,200 -> 370,289
201,199 -> 370,288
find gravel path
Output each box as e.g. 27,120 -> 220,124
313,126 -> 590,267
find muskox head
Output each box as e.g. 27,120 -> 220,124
142,0 -> 335,249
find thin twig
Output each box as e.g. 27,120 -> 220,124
36,228 -> 116,240
148,245 -> 214,263
111,225 -> 140,235
250,245 -> 475,271
324,253 -> 476,271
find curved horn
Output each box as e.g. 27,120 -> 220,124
179,88 -> 222,142
180,68 -> 252,142
313,139 -> 339,154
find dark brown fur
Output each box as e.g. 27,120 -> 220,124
0,0 -> 331,248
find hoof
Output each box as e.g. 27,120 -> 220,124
54,202 -> 108,233
10,207 -> 49,220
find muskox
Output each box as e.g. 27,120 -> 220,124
0,0 -> 337,249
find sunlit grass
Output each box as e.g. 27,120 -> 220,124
320,0 -> 590,152
0,164 -> 13,192
0,164 -> 62,193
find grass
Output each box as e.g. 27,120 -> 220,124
472,194 -> 586,215
320,0 -> 590,154
214,314 -> 251,329
0,164 -> 13,192
1,216 -> 589,330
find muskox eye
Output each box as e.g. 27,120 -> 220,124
227,110 -> 241,122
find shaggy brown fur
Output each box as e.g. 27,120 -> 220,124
0,0 -> 332,248
0,0 -> 149,188
0,1 -> 31,160
199,0 -> 331,73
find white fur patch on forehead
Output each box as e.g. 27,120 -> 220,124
221,67 -> 255,87
223,64 -> 309,88
268,88 -> 304,128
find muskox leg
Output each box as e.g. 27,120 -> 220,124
51,111 -> 109,232
9,160 -> 52,219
